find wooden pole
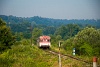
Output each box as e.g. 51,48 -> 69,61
59,41 -> 61,67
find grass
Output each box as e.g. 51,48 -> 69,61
0,43 -> 100,67
51,45 -> 100,67
0,44 -> 58,67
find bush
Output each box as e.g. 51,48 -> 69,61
20,39 -> 30,45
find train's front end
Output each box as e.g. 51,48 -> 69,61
38,36 -> 51,48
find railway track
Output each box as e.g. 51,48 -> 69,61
45,49 -> 92,64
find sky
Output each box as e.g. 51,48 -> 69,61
0,0 -> 100,19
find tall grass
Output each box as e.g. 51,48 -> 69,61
0,40 -> 58,67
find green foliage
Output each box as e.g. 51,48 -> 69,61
15,32 -> 24,41
63,38 -> 74,50
0,15 -> 100,66
1,15 -> 100,29
43,26 -> 56,35
0,43 -> 58,67
23,32 -> 31,39
62,27 -> 100,56
20,39 -> 31,45
56,35 -> 62,41
0,15 -> 100,38
55,24 -> 81,39
49,34 -> 62,47
0,18 -> 15,52
73,27 -> 100,56
32,28 -> 43,44
0,50 -> 15,67
80,43 -> 93,56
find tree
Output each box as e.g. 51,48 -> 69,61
43,26 -> 56,35
15,32 -> 24,41
55,24 -> 81,39
0,18 -> 15,52
32,28 -> 43,44
73,27 -> 100,56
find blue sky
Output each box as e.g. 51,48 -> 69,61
0,0 -> 100,19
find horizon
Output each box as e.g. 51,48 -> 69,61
1,14 -> 100,20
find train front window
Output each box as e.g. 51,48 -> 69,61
47,39 -> 50,42
40,39 -> 43,42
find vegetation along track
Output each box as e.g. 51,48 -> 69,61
44,49 -> 92,65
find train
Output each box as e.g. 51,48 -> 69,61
37,35 -> 51,48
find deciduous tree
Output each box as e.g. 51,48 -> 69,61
0,18 -> 15,52
73,27 -> 100,56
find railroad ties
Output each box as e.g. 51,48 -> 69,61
45,50 -> 92,65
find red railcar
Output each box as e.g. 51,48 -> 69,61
37,36 -> 51,48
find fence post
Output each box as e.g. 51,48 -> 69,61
93,57 -> 97,67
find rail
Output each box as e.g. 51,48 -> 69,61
45,49 -> 92,64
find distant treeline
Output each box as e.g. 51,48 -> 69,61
0,15 -> 100,28
0,15 -> 100,37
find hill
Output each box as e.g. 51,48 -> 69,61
0,15 -> 100,28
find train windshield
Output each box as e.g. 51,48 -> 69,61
39,36 -> 50,42
40,39 -> 50,42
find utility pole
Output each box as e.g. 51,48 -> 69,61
59,41 -> 62,67
27,22 -> 33,46
30,23 -> 33,46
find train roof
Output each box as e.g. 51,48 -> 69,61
39,36 -> 50,39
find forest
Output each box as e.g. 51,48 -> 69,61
0,15 -> 100,66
